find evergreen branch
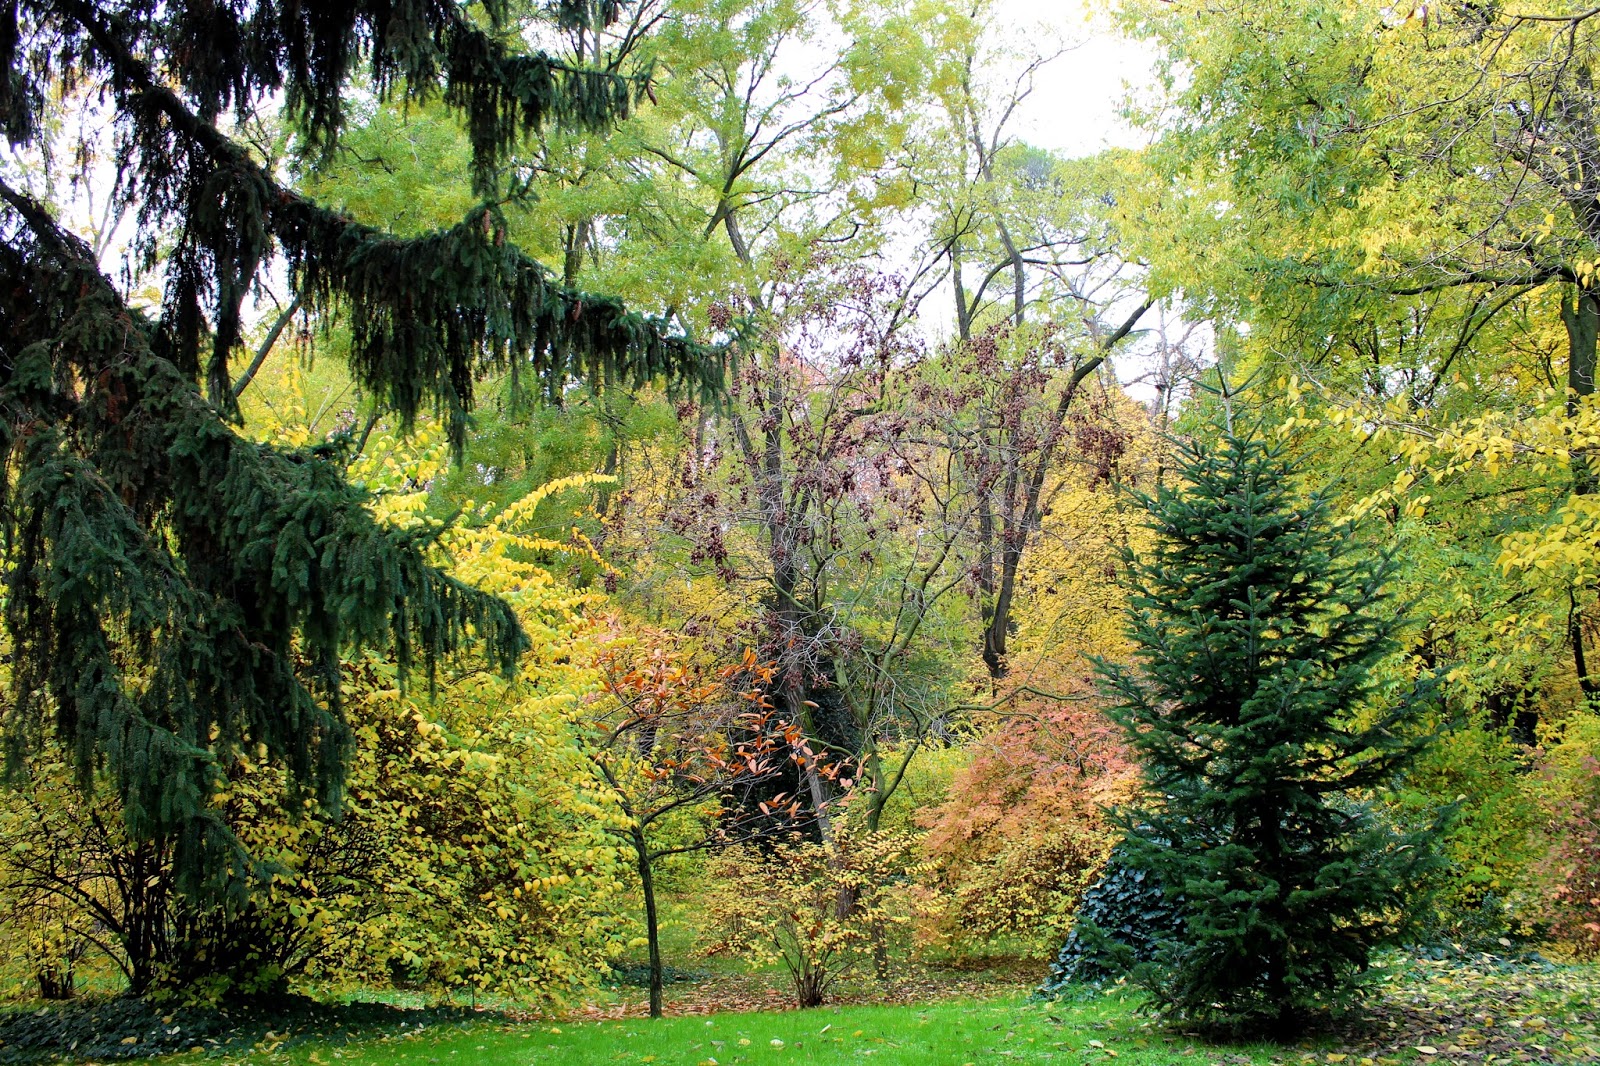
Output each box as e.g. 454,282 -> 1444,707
0,177 -> 528,895
34,0 -> 647,193
41,0 -> 723,454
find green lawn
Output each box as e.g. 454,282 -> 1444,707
179,995 -> 1291,1066
6,953 -> 1596,1064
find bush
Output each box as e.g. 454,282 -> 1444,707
1039,839 -> 1185,993
917,701 -> 1137,958
0,649 -> 634,1004
702,827 -> 922,1007
0,465 -> 645,1006
1384,724 -> 1546,946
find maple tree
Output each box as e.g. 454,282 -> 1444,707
589,642 -> 824,1017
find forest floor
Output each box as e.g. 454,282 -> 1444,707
1,951 -> 1598,1066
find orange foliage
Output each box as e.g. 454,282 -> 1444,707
917,690 -> 1138,956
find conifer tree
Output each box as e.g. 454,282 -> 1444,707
0,1 -> 720,893
1096,430 -> 1439,1031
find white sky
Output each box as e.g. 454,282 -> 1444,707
997,0 -> 1156,158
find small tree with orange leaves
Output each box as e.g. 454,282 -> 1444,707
589,643 -> 824,1017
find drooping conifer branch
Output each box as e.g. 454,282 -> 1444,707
21,0 -> 718,436
0,1 -> 722,896
8,1 -> 644,186
0,178 -> 527,895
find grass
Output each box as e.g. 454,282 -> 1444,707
106,953 -> 1600,1066
5,938 -> 1597,1064
179,993 -> 1289,1066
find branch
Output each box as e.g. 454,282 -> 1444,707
231,294 -> 303,400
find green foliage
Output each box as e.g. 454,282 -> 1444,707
1386,725 -> 1548,945
0,646 -> 634,1004
1098,430 -> 1443,1030
1115,0 -> 1600,748
871,743 -> 966,837
0,212 -> 526,897
0,419 -> 641,1003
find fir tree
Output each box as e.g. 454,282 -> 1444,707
0,1 -> 721,893
1096,431 -> 1439,1032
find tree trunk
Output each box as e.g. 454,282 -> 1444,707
1564,282 -> 1600,710
633,830 -> 665,1018
980,544 -> 1022,681
36,961 -> 74,1000
563,219 -> 593,287
1563,281 -> 1599,484
951,244 -> 972,343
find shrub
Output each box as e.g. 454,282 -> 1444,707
1039,839 -> 1185,993
0,653 -> 634,1005
917,700 -> 1137,957
702,827 -> 923,1007
1385,724 -> 1547,945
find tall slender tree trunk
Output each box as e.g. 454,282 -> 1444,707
1564,282 -> 1600,706
631,829 -> 665,1018
951,245 -> 973,343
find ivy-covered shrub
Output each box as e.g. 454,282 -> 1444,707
1038,840 -> 1184,994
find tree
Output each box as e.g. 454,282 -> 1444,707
1114,0 -> 1600,725
901,0 -> 1159,679
918,315 -> 1150,681
617,262 -> 980,837
915,392 -> 1160,957
0,0 -> 719,892
1096,429 -> 1440,1032
589,642 -> 822,1017
916,692 -> 1136,956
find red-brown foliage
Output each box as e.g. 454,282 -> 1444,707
1543,755 -> 1600,957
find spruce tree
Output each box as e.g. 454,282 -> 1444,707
0,1 -> 721,893
1096,431 -> 1439,1032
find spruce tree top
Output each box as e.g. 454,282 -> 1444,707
1106,431 -> 1415,787
0,0 -> 721,891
